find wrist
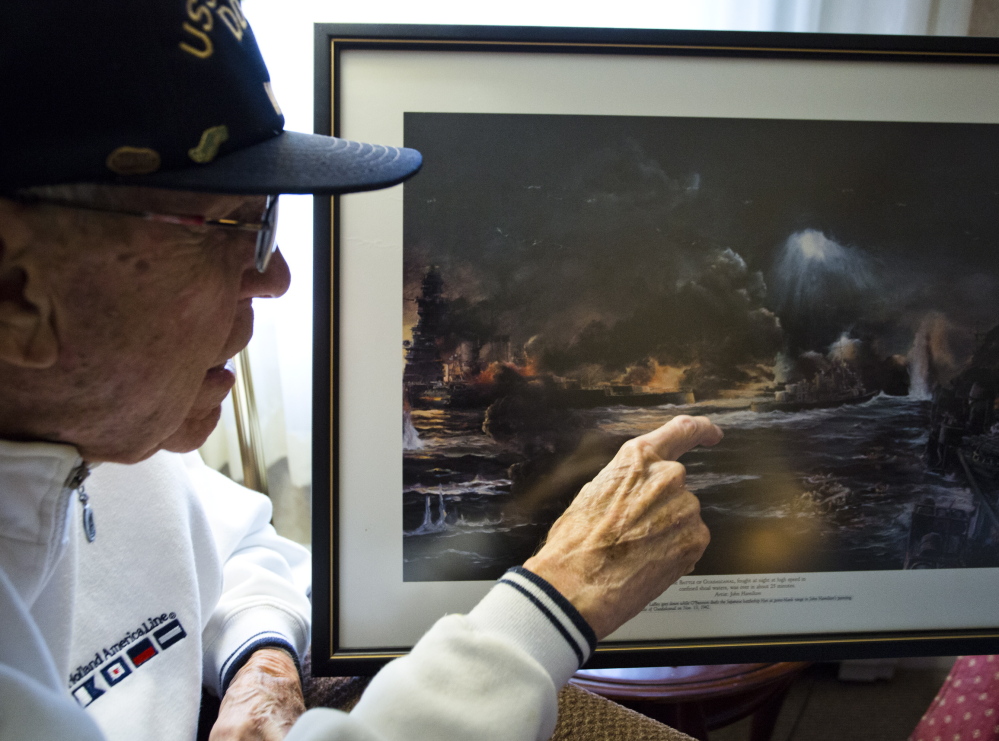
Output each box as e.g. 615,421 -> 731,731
240,647 -> 299,675
522,556 -> 610,640
224,647 -> 304,705
213,648 -> 306,739
223,642 -> 302,696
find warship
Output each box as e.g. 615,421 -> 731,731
404,268 -> 694,410
907,324 -> 999,568
751,361 -> 874,413
545,382 -> 693,409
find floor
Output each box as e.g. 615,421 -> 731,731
710,661 -> 951,741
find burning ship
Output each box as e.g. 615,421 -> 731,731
403,267 -> 694,410
544,381 -> 693,410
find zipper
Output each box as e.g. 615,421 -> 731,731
65,462 -> 96,543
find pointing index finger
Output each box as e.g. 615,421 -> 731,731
638,415 -> 724,461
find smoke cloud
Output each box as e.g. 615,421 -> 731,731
405,113 -> 999,398
538,248 -> 783,395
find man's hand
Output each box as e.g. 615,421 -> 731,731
523,415 -> 723,640
209,648 -> 306,741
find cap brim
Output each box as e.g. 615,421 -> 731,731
126,130 -> 422,195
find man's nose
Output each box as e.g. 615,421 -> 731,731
242,246 -> 291,299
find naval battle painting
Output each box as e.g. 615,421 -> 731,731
400,112 -> 999,582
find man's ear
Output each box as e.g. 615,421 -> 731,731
0,205 -> 59,369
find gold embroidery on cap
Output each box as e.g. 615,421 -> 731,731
263,82 -> 282,116
216,0 -> 248,41
180,22 -> 213,59
188,125 -> 230,164
106,147 -> 162,175
186,0 -> 214,31
180,0 -> 247,57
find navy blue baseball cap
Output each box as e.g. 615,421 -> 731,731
0,1 -> 421,195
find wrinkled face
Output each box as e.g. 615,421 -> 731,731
17,186 -> 290,463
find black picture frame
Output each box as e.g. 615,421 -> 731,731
311,23 -> 999,676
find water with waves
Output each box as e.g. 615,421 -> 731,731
403,395 -> 989,581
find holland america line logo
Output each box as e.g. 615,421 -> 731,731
71,614 -> 187,707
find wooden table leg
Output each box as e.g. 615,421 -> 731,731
631,700 -> 710,741
748,678 -> 795,741
674,703 -> 710,741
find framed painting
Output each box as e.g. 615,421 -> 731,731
311,24 -> 999,675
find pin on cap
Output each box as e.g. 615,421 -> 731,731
0,1 -> 421,195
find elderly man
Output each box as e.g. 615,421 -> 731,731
0,2 -> 722,740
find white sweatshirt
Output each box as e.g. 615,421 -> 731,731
68,448 -> 312,740
0,439 -> 595,740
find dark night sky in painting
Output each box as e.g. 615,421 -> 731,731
403,112 -> 999,387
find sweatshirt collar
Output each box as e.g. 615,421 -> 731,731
0,439 -> 86,605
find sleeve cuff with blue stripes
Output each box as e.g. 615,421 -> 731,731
465,567 -> 597,689
203,604 -> 309,696
218,633 -> 302,695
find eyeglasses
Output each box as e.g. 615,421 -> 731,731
16,193 -> 280,273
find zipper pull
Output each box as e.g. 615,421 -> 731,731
65,463 -> 96,543
78,484 -> 97,543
